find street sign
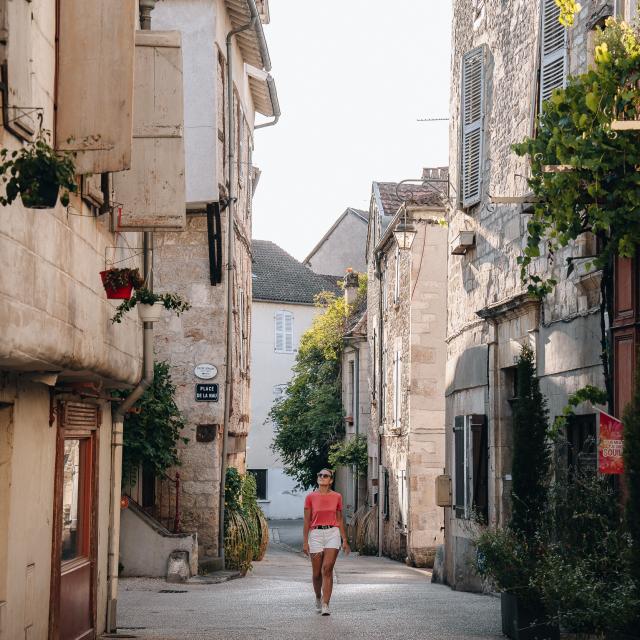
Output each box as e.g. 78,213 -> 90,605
195,383 -> 219,402
194,363 -> 218,380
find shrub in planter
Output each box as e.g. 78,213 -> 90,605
100,268 -> 144,300
532,473 -> 638,636
0,130 -> 77,209
111,287 -> 190,324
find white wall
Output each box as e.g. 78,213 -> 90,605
246,301 -> 319,519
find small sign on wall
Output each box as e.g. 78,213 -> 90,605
195,383 -> 219,402
194,364 -> 218,380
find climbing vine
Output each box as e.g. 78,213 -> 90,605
513,18 -> 640,297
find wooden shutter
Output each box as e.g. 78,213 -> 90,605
470,414 -> 488,521
114,31 -> 186,230
453,416 -> 465,518
1,0 -> 35,139
56,0 -> 135,174
539,0 -> 567,112
461,46 -> 485,208
284,311 -> 293,353
59,402 -> 101,430
275,311 -> 284,352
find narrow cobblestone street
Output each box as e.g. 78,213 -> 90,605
118,521 -> 501,640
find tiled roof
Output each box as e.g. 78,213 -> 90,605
374,181 -> 444,218
252,240 -> 341,304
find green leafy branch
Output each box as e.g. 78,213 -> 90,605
328,434 -> 368,476
111,287 -> 191,323
513,18 -> 640,298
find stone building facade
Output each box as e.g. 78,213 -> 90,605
247,241 -> 340,519
444,0 -> 614,590
304,207 -> 369,276
365,177 -> 448,566
0,1 -> 188,636
148,0 -> 279,563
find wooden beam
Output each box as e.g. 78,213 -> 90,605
611,119 -> 640,131
490,194 -> 544,204
542,164 -> 575,173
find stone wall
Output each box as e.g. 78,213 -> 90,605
153,0 -> 257,560
366,205 -> 447,565
445,0 -> 609,590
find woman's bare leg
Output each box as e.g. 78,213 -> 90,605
310,552 -> 323,599
320,548 -> 339,604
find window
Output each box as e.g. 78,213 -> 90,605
394,246 -> 400,304
398,469 -> 408,529
460,46 -> 486,208
393,348 -> 402,429
453,414 -> 488,520
381,266 -> 388,311
348,361 -> 356,422
539,0 -> 567,113
239,288 -> 247,371
273,384 -> 287,398
248,469 -> 267,500
381,346 -> 387,423
274,310 -> 293,353
566,414 -> 597,476
383,468 -> 389,520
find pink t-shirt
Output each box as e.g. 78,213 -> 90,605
304,490 -> 343,527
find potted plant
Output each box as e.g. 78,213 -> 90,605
0,130 -> 77,209
100,268 -> 144,300
111,287 -> 190,324
476,347 -> 558,640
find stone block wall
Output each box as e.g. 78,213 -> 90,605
444,0 -> 610,590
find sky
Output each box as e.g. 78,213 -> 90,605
252,0 -> 453,262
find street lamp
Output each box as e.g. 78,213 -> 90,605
393,208 -> 417,250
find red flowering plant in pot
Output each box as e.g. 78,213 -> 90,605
100,268 -> 144,300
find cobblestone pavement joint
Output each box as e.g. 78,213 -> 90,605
116,520 -> 502,640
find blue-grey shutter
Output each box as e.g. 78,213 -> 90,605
539,0 -> 567,112
461,46 -> 485,208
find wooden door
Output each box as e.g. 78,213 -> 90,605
612,254 -> 640,417
50,403 -> 99,640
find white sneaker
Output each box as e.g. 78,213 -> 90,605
315,597 -> 321,612
321,603 -> 330,616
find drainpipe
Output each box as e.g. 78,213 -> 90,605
218,11 -> 260,564
106,3 -> 157,631
375,250 -> 384,558
254,75 -> 281,130
353,341 -> 360,511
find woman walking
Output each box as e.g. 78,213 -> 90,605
303,468 -> 350,616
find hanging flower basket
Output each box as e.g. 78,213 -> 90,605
0,129 -> 77,209
100,268 -> 143,300
137,302 -> 165,323
111,287 -> 190,324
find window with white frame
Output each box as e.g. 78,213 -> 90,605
398,469 -> 408,528
274,310 -> 294,353
453,414 -> 488,520
394,245 -> 400,304
460,46 -> 486,208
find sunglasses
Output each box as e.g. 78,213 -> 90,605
317,473 -> 332,479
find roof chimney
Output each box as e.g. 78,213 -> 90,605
344,268 -> 359,306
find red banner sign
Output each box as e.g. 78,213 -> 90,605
598,411 -> 624,475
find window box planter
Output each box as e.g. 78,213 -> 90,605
501,593 -> 559,640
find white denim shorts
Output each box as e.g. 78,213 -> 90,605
308,527 -> 341,553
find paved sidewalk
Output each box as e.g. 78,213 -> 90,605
117,529 -> 501,640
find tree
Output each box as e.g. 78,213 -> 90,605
120,361 -> 188,485
510,346 -> 552,538
270,277 -> 366,489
